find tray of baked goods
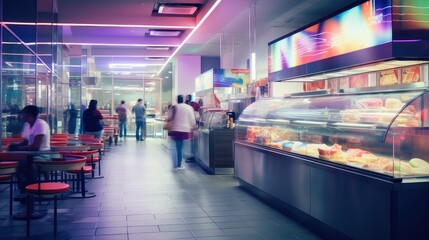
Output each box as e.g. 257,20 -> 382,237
265,140 -> 429,177
339,97 -> 421,128
316,143 -> 429,177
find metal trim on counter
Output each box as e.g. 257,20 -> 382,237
235,141 -> 407,183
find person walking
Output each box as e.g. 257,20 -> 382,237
132,98 -> 146,141
82,99 -> 104,139
166,95 -> 196,170
115,100 -> 128,139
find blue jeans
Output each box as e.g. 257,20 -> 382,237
119,121 -> 127,138
135,119 -> 145,140
174,139 -> 184,168
84,130 -> 103,139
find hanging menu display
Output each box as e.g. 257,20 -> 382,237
269,0 -> 392,74
379,70 -> 399,86
268,0 -> 429,82
401,66 -> 421,84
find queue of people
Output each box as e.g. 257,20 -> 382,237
4,95 -> 201,195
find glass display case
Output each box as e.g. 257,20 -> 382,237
235,88 -> 429,178
200,109 -> 228,130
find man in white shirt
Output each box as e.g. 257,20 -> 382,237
8,105 -> 51,197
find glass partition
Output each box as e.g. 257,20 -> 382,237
1,28 -> 36,137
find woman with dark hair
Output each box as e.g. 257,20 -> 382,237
83,99 -> 104,138
166,95 -> 196,170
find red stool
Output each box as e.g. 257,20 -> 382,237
26,156 -> 87,240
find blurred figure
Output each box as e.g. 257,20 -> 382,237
83,99 -> 104,139
132,98 -> 146,141
68,104 -> 78,134
116,100 -> 128,139
167,95 -> 196,170
185,94 -> 200,163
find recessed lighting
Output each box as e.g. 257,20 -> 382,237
157,0 -> 222,75
146,46 -> 170,51
158,4 -> 198,15
2,22 -> 194,29
149,30 -> 182,37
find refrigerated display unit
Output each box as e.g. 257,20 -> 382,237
234,87 -> 429,240
195,109 -> 234,174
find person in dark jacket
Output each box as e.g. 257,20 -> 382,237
67,104 -> 78,134
83,99 -> 104,138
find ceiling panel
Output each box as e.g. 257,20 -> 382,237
54,0 -> 362,75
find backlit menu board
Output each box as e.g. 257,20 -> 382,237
213,69 -> 250,88
269,0 -> 429,82
269,0 -> 392,73
195,69 -> 213,92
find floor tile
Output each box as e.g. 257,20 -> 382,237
128,225 -> 160,234
96,227 -> 128,235
0,139 -> 323,240
192,229 -> 226,238
159,224 -> 189,232
187,223 -> 221,231
222,227 -> 258,236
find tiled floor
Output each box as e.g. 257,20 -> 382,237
0,139 -> 324,240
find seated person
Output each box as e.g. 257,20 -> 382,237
8,105 -> 51,198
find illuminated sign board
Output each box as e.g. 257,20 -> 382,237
268,0 -> 429,82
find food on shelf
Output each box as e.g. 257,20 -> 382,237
282,141 -> 300,151
361,153 -> 379,162
408,158 -> 429,174
270,140 -> 286,149
347,148 -> 370,162
409,158 -> 429,168
318,144 -> 345,162
397,118 -> 420,127
246,126 -> 260,143
360,115 -> 382,123
305,144 -> 321,158
383,161 -> 414,175
357,98 -> 384,108
385,98 -> 403,109
341,111 -> 361,122
292,143 -> 306,155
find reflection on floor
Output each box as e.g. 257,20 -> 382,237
0,139 -> 324,240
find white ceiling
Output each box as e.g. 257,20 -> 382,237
55,0 -> 361,74
179,0 -> 360,56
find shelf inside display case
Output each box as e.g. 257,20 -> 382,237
235,89 -> 429,179
200,109 -> 228,130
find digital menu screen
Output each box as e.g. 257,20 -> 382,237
213,69 -> 250,88
269,0 -> 392,74
195,69 -> 213,92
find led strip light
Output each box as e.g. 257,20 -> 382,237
157,0 -> 222,75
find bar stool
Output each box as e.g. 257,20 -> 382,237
26,156 -> 87,240
59,153 -> 95,198
0,161 -> 18,215
59,149 -> 102,178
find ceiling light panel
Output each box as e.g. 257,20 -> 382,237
158,4 -> 198,15
146,46 -> 170,51
149,30 -> 182,37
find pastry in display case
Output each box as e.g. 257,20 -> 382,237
235,89 -> 429,178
